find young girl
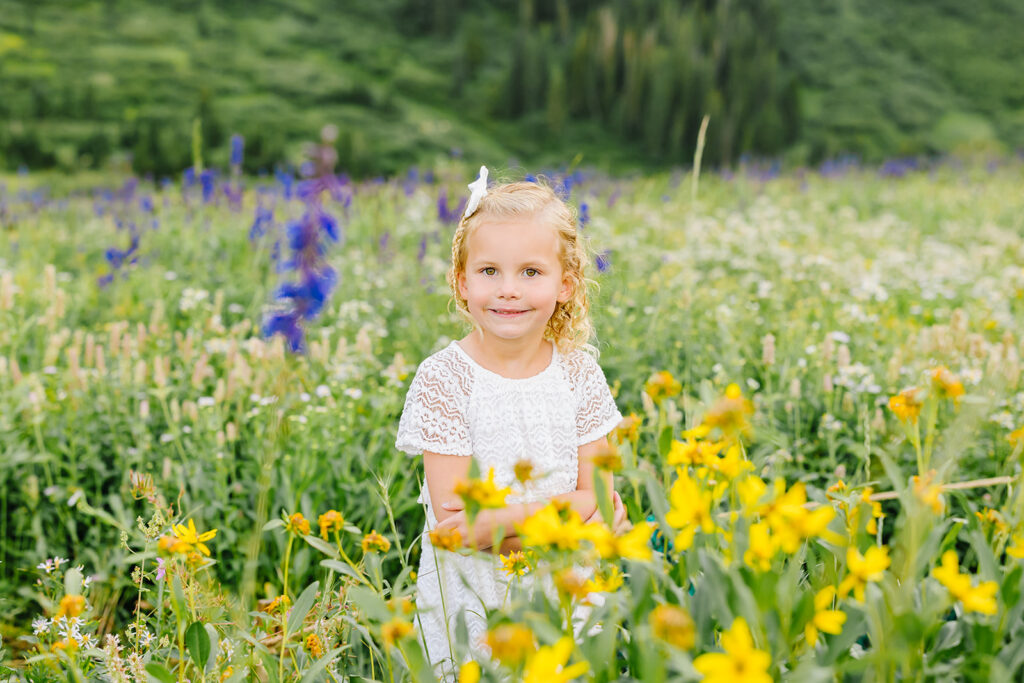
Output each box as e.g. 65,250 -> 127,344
395,167 -> 627,676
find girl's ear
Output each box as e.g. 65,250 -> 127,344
457,270 -> 469,300
557,272 -> 574,303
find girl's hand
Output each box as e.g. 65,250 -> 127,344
584,491 -> 632,535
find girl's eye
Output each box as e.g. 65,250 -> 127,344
524,268 -> 539,277
482,267 -> 496,276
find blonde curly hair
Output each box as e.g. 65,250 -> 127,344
446,179 -> 594,354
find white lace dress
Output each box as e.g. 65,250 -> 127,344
395,340 -> 622,676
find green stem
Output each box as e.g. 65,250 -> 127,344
921,399 -> 939,473
278,533 -> 295,682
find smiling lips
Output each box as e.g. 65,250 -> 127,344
489,308 -> 530,316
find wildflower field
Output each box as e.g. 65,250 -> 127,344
2,152 -> 1024,681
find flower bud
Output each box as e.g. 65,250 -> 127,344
761,333 -> 775,366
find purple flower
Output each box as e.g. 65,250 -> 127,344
595,250 -> 611,273
200,170 -> 216,203
578,202 -> 590,228
155,558 -> 166,581
230,134 -> 245,168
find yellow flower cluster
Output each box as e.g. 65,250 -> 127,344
931,551 -> 998,615
649,604 -> 695,650
804,586 -> 846,646
516,501 -> 653,561
361,530 -> 391,554
644,371 -> 682,405
693,617 -> 771,683
285,512 -> 311,537
318,510 -> 345,539
522,637 -> 589,683
453,468 -> 511,510
486,623 -> 535,667
161,518 -> 217,557
888,387 -> 924,423
838,546 -> 890,602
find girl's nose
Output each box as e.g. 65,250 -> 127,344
496,276 -> 520,298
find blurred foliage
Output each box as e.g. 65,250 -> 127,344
0,0 -> 1021,175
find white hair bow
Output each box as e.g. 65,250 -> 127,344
463,166 -> 489,220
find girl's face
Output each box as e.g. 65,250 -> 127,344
458,216 -> 572,348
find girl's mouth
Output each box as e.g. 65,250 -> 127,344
489,308 -> 528,317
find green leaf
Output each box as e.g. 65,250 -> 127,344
286,581 -> 320,638
303,534 -> 340,558
64,567 -> 83,596
347,585 -> 392,622
321,559 -> 366,584
144,662 -> 175,683
185,621 -> 212,671
299,647 -> 345,683
658,425 -> 673,459
593,466 -> 613,528
262,519 -> 285,532
171,575 -> 187,621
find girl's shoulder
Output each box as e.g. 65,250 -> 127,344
412,341 -> 475,383
557,344 -> 605,387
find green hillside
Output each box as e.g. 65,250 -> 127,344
0,0 -> 1021,175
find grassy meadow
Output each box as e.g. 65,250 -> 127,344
2,154 -> 1024,681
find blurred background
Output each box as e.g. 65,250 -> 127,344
0,0 -> 1022,177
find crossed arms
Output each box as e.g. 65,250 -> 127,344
422,437 -> 628,555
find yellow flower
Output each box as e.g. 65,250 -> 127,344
665,468 -> 716,550
381,617 -> 415,647
429,526 -> 464,552
220,667 -> 234,681
285,512 -> 311,537
912,472 -> 944,514
522,637 -> 589,683
838,546 -> 890,602
706,443 -> 753,481
171,518 -> 218,556
1008,535 -> 1024,559
736,475 -> 767,511
930,366 -> 964,402
644,371 -> 682,405
888,387 -> 923,423
611,413 -> 643,444
804,586 -> 846,646
975,508 -> 1008,535
693,617 -> 772,683
486,623 -> 535,667
305,633 -> 324,657
318,510 -> 345,539
454,468 -> 511,510
518,502 -> 586,552
667,437 -> 725,467
158,534 -> 190,554
459,660 -> 481,683
499,550 -> 531,577
744,521 -> 775,571
931,550 -> 998,615
553,568 -> 590,601
701,383 -> 754,439
614,522 -> 655,561
649,604 -> 695,650
1008,426 -> 1024,446
262,594 -> 291,614
387,596 -> 416,615
56,594 -> 85,619
590,443 -> 623,472
513,459 -> 535,484
584,565 -> 624,594
361,530 -> 391,554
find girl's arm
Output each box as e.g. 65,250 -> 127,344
435,437 -> 618,552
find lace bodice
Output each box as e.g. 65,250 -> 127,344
395,340 -> 622,676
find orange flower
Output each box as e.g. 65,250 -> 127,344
644,371 -> 682,404
361,530 -> 391,554
888,387 -> 923,423
318,510 -> 345,539
285,513 -> 311,537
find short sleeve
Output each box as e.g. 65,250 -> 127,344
566,350 -> 623,446
395,350 -> 474,457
